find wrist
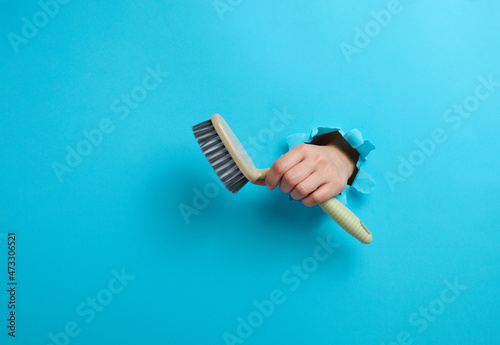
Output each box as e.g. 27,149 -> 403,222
327,144 -> 356,184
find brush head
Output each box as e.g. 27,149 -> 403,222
192,119 -> 249,193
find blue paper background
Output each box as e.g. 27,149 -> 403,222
1,1 -> 499,344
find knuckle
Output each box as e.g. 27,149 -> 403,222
273,161 -> 287,175
314,154 -> 328,165
334,176 -> 347,190
296,143 -> 308,152
328,173 -> 342,187
295,143 -> 310,155
282,171 -> 297,186
295,183 -> 309,197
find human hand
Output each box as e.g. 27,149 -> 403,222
253,143 -> 356,207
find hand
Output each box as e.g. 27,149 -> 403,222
253,143 -> 355,207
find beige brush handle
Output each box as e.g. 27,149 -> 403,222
209,115 -> 372,244
319,198 -> 372,244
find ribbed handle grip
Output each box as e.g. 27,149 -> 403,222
319,198 -> 372,244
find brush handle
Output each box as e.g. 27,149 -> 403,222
319,198 -> 372,244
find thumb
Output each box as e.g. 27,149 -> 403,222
252,179 -> 266,186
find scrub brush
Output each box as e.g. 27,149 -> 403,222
192,114 -> 372,244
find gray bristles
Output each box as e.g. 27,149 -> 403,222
192,119 -> 248,193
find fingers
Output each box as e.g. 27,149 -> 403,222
289,171 -> 325,200
265,144 -> 306,190
301,183 -> 337,207
263,143 -> 350,207
279,161 -> 315,193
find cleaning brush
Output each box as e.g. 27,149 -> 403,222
192,114 -> 372,244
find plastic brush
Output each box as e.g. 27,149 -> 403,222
192,114 -> 373,244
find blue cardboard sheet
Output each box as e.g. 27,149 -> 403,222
1,1 -> 500,344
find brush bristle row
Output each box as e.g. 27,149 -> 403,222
192,119 -> 248,193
